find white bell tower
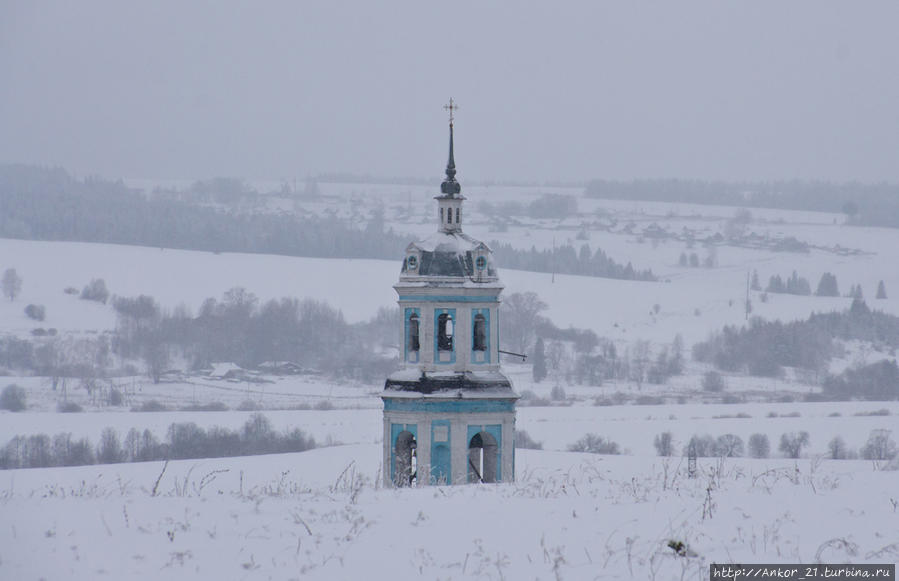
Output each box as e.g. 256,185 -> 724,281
381,100 -> 518,487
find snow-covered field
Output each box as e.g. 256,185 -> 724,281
3,184 -> 899,578
2,445 -> 897,580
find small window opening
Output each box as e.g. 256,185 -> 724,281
437,313 -> 454,351
447,207 -> 453,224
456,208 -> 460,223
394,431 -> 417,487
468,431 -> 498,483
473,314 -> 486,351
440,207 -> 444,222
408,313 -> 420,352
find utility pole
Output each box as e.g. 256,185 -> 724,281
552,236 -> 556,284
745,270 -> 751,320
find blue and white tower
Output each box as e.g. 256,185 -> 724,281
382,100 -> 518,486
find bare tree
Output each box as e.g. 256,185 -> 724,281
748,433 -> 770,458
860,429 -> 897,461
654,431 -> 674,456
778,431 -> 810,459
500,292 -> 547,355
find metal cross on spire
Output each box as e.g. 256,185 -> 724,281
443,98 -> 459,126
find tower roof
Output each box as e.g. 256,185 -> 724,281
438,98 -> 462,198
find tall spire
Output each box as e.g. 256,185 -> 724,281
441,98 -> 461,196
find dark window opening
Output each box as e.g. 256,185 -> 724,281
394,431 -> 417,487
473,314 -> 486,351
468,431 -> 498,483
408,313 -> 420,352
440,207 -> 444,222
456,208 -> 460,223
437,313 -> 454,351
447,207 -> 453,224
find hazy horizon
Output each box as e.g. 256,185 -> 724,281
3,1 -> 899,184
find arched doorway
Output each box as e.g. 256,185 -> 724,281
394,430 -> 417,487
468,431 -> 498,483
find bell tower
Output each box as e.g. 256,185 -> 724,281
382,100 -> 518,487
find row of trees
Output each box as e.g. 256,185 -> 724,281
655,429 -> 896,461
0,414 -> 315,470
490,241 -> 656,282
113,288 -> 397,383
753,269 -> 887,299
693,300 -> 899,393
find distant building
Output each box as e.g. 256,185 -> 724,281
381,102 -> 518,486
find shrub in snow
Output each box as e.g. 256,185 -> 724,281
714,434 -> 744,457
57,401 -> 83,413
860,429 -> 897,461
778,431 -> 810,459
515,430 -> 543,450
314,399 -> 334,411
654,431 -> 674,456
24,304 -> 46,321
0,384 -> 26,412
827,436 -> 851,460
237,399 -> 259,411
568,433 -> 620,455
684,434 -> 716,457
748,433 -> 770,458
134,400 -> 167,412
80,278 -> 109,303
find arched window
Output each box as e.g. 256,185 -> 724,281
394,431 -> 417,487
447,207 -> 453,224
456,208 -> 460,223
472,314 -> 486,351
408,313 -> 420,352
440,207 -> 444,223
437,313 -> 454,351
468,431 -> 498,483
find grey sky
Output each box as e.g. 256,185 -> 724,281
2,1 -> 898,183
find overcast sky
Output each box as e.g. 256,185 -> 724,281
2,1 -> 899,184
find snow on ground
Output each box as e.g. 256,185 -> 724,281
1,445 -> 897,580
4,185 -> 899,578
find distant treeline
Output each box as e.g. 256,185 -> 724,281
0,164 -> 406,259
0,414 -> 315,470
490,241 -> 656,281
0,164 -> 652,281
694,299 -> 899,399
584,178 -> 899,228
115,290 -> 399,383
